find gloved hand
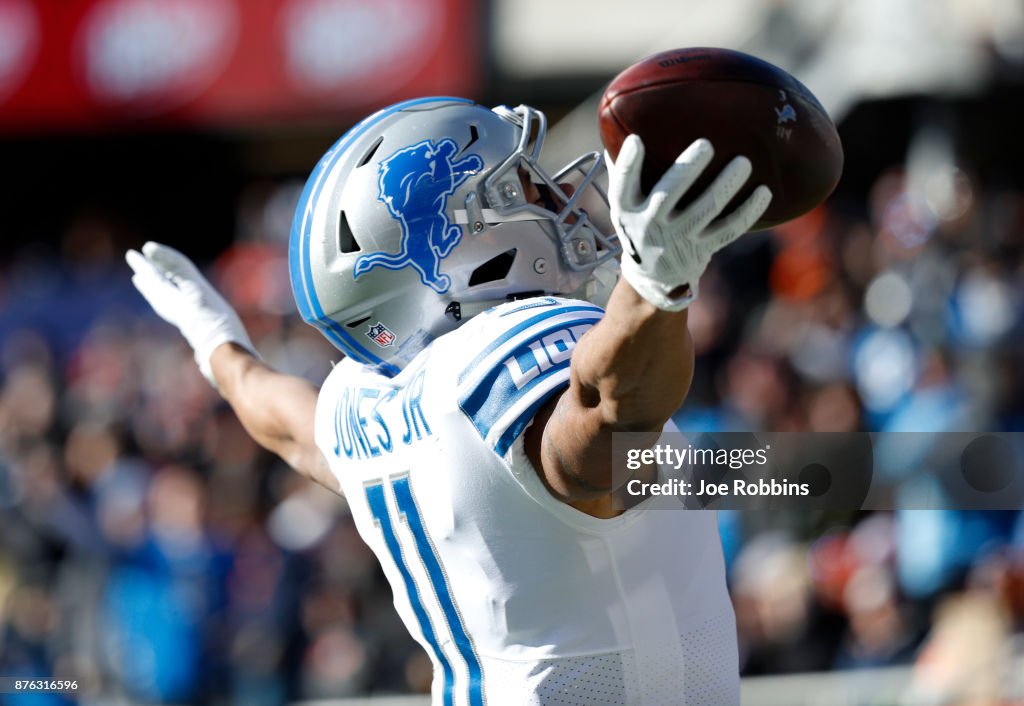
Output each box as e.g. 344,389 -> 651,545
606,135 -> 772,311
126,241 -> 256,386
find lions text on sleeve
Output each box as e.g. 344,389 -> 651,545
314,297 -> 740,706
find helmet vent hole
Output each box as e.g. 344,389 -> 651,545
357,136 -> 384,168
345,315 -> 372,329
468,249 -> 517,286
338,211 -> 360,254
460,124 -> 480,155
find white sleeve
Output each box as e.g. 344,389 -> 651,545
454,298 -> 604,457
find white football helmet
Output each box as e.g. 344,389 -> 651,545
289,96 -> 619,376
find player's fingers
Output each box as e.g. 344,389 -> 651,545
143,241 -> 202,280
672,155 -> 753,234
128,247 -> 191,298
130,273 -> 152,295
131,274 -> 183,325
649,138 -> 714,215
703,185 -> 773,250
606,134 -> 645,208
130,272 -> 170,304
126,248 -> 167,280
125,248 -> 144,272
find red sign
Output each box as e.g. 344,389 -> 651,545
0,0 -> 480,132
0,0 -> 39,105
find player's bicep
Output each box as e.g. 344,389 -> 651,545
523,292 -> 693,504
526,386 -> 609,500
524,372 -> 660,503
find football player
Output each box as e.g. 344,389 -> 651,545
127,97 -> 770,705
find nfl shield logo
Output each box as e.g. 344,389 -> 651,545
366,322 -> 396,347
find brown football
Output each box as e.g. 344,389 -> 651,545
598,47 -> 843,230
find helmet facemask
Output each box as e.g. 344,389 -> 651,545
479,105 -> 620,275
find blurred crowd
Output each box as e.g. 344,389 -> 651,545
2,134 -> 1024,705
675,133 -> 1024,701
0,191 -> 430,705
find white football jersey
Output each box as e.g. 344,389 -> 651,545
314,297 -> 739,706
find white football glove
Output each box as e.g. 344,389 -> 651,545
126,241 -> 256,386
607,135 -> 773,311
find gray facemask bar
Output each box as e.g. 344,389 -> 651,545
479,105 -> 621,272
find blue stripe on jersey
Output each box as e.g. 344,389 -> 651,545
459,319 -> 595,453
493,381 -> 567,457
392,477 -> 484,706
290,96 -> 473,377
364,482 -> 457,706
457,305 -> 603,385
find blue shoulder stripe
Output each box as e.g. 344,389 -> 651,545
493,384 -> 564,457
458,304 -> 603,385
459,316 -> 598,454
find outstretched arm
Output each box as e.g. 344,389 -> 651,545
526,136 -> 772,512
210,344 -> 337,492
526,284 -> 693,511
126,242 -> 338,493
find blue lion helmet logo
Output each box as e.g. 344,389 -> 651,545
353,138 -> 484,294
